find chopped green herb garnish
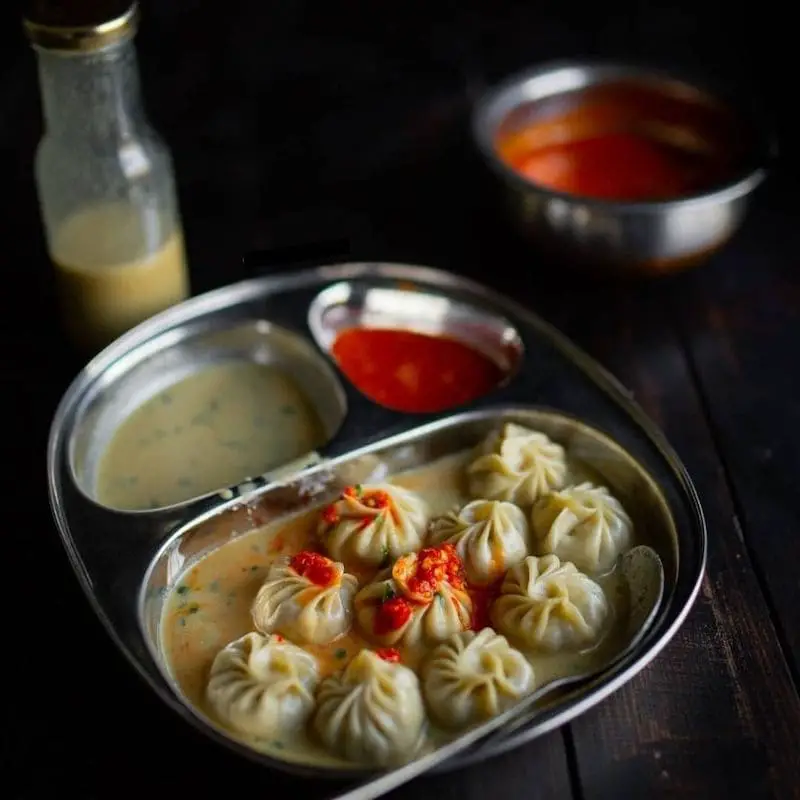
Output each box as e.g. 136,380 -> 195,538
190,411 -> 212,427
187,603 -> 200,614
355,484 -> 363,495
176,585 -> 190,595
436,592 -> 445,606
382,585 -> 397,603
208,580 -> 220,593
335,648 -> 347,659
379,545 -> 391,567
250,565 -> 260,572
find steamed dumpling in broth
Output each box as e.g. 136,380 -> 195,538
422,628 -> 535,730
491,554 -> 610,653
355,544 -> 473,648
467,424 -> 567,506
313,649 -> 426,766
205,632 -> 319,739
318,483 -> 428,567
251,551 -> 358,645
531,483 -> 633,574
427,499 -> 531,585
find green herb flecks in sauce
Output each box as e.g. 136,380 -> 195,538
95,362 -> 325,511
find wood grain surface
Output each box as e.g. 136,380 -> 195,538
3,1 -> 798,798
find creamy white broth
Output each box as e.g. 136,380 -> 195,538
96,361 -> 324,510
159,451 -> 631,768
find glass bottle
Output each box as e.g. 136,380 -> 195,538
23,0 -> 189,353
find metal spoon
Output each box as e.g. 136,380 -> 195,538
475,544 -> 665,748
329,545 -> 665,800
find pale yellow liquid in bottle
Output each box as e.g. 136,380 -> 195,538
51,202 -> 190,351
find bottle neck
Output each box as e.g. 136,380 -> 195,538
35,37 -> 146,141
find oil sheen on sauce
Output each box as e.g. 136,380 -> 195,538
96,361 -> 324,510
51,202 -> 189,351
159,452 -> 629,768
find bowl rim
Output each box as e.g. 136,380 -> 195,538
471,58 -> 777,213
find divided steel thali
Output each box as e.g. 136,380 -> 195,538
47,262 -> 706,785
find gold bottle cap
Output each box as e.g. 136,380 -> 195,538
23,0 -> 139,53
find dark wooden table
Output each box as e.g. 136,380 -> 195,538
4,2 -> 799,798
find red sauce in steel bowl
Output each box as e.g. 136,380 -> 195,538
330,327 -> 505,413
494,82 -> 738,202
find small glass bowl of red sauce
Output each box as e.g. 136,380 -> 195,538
472,60 -> 775,276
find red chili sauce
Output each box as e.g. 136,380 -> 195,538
495,84 -> 734,202
468,580 -> 502,632
375,647 -> 402,663
397,543 -> 466,602
319,486 -> 398,533
373,544 -> 468,635
289,550 -> 336,587
330,327 -> 504,413
374,596 -> 413,635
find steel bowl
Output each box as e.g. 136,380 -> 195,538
471,60 -> 776,276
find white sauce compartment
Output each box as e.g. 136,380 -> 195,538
68,318 -> 347,511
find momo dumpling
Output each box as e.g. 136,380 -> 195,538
313,649 -> 425,766
355,544 -> 473,649
318,483 -> 428,567
251,551 -> 358,645
491,554 -> 610,653
422,628 -> 535,730
467,423 -> 567,506
206,632 -> 319,738
531,483 -> 633,574
427,499 -> 530,585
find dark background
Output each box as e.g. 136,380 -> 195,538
3,1 -> 799,798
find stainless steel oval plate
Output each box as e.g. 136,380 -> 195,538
47,263 -> 706,778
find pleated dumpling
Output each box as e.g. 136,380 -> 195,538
206,632 -> 319,738
318,483 -> 428,567
531,483 -> 633,574
422,628 -> 535,730
467,423 -> 567,506
312,649 -> 425,766
251,551 -> 358,645
427,499 -> 530,585
491,554 -> 610,653
355,544 -> 472,649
